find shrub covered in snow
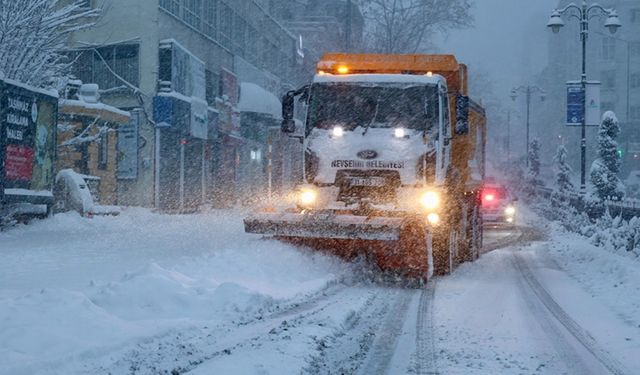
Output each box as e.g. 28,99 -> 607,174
590,111 -> 624,201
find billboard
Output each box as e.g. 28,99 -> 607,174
0,80 -> 57,202
566,81 -> 601,126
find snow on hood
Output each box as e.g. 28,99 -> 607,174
238,82 -> 282,119
308,127 -> 433,185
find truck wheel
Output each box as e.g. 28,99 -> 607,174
432,228 -> 453,276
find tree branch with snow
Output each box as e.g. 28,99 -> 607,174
0,0 -> 100,88
358,0 -> 474,53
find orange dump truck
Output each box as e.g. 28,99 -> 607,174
245,53 -> 486,281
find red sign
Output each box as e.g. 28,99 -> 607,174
5,144 -> 34,181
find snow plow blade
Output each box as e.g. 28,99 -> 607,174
244,212 -> 403,241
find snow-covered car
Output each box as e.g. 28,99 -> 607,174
481,184 -> 517,227
54,169 -> 120,217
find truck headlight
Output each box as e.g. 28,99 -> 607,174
427,213 -> 440,225
394,127 -> 405,138
505,206 -> 516,216
332,126 -> 344,137
299,188 -> 317,206
420,191 -> 440,210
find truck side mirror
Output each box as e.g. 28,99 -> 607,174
281,91 -> 296,133
455,94 -> 469,135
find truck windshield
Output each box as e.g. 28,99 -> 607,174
307,83 -> 438,135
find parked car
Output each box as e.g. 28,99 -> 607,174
54,169 -> 120,217
481,183 -> 517,227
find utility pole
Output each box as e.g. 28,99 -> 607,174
345,0 -> 352,51
511,85 -> 546,168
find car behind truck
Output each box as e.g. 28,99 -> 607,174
245,53 -> 487,281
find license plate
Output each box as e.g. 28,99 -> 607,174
348,177 -> 386,187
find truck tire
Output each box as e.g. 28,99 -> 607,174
432,228 -> 453,276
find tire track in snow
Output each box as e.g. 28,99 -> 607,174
79,282 -> 351,374
513,252 -> 631,375
415,280 -> 438,375
357,289 -> 415,375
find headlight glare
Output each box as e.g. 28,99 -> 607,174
332,126 -> 344,137
299,189 -> 317,206
420,191 -> 440,210
505,206 -> 516,215
427,213 -> 440,225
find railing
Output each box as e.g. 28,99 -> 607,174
533,186 -> 640,220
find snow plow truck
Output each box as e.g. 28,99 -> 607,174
244,53 -> 486,281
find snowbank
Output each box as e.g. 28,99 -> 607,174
0,208 -> 351,374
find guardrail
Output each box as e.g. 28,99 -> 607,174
532,186 -> 640,220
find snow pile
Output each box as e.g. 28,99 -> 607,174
0,209 -> 352,374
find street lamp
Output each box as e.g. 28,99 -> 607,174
548,1 -> 621,194
511,85 -> 546,167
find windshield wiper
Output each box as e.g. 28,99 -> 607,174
362,93 -> 381,136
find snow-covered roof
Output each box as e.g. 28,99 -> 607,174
238,82 -> 282,119
313,73 -> 445,86
2,77 -> 59,98
59,99 -> 130,123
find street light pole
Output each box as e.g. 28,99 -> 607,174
548,1 -> 622,194
511,85 -> 545,168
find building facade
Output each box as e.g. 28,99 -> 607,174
64,0 -> 308,209
538,0 -> 640,181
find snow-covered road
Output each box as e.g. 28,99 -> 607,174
1,209 -> 639,374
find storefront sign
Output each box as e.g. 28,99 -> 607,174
190,98 -> 208,140
117,109 -> 139,179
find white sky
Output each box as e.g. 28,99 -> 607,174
434,0 -> 559,100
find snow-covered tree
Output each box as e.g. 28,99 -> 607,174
526,138 -> 541,185
554,145 -> 574,194
0,0 -> 99,88
358,0 -> 473,53
590,111 -> 624,201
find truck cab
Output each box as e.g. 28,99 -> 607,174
245,53 -> 486,280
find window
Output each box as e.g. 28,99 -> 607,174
219,3 -> 233,48
160,0 -> 180,15
182,0 -> 202,29
205,69 -> 220,106
602,37 -> 616,60
98,133 -> 108,170
631,9 -> 640,23
631,106 -> 640,120
601,70 -> 616,89
67,44 -> 140,90
632,73 -> 640,89
204,0 -> 217,38
234,15 -> 246,55
631,42 -> 640,57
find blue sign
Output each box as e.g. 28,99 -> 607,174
566,84 -> 584,126
152,95 -> 190,133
